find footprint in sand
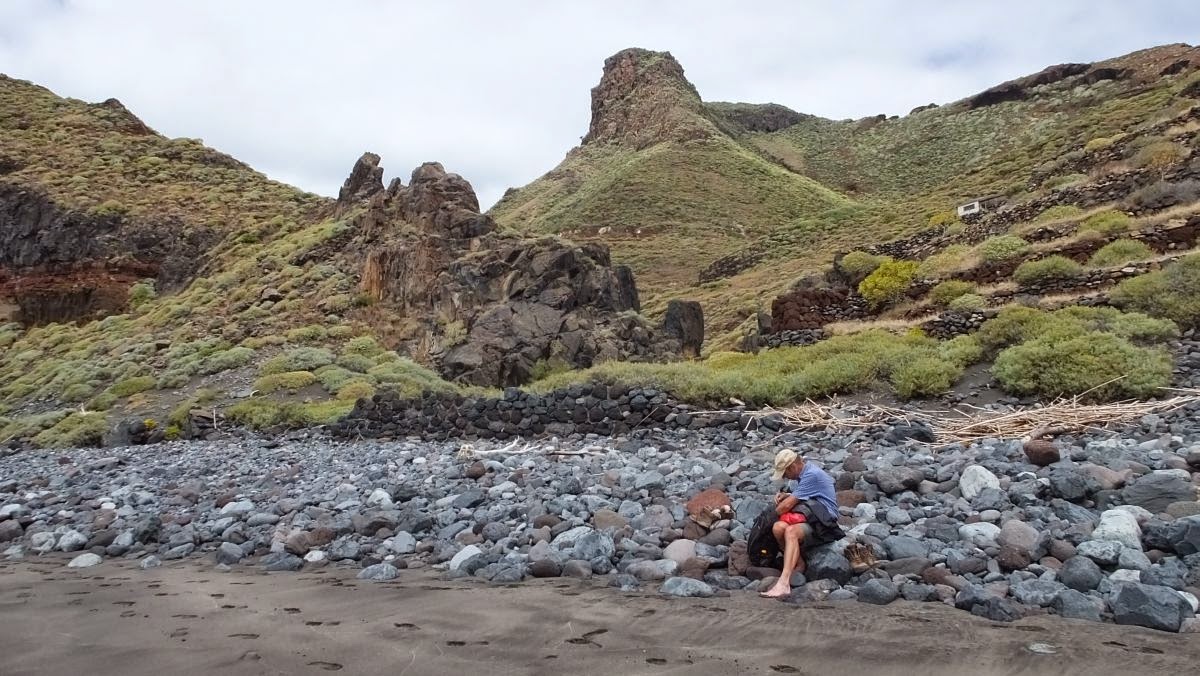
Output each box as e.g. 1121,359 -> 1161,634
566,628 -> 607,647
306,662 -> 343,671
170,628 -> 189,639
770,666 -> 800,674
393,623 -> 419,630
446,641 -> 467,647
113,601 -> 135,606
646,658 -> 668,665
120,611 -> 136,618
228,633 -> 260,639
284,607 -> 302,614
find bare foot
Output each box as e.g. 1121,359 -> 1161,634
759,583 -> 791,598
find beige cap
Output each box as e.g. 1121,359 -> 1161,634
771,449 -> 798,480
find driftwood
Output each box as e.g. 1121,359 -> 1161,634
758,388 -> 1200,444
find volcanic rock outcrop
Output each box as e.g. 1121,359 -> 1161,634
338,153 -> 698,387
0,182 -> 213,324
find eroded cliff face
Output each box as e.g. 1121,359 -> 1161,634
0,182 -> 216,325
337,153 -> 690,387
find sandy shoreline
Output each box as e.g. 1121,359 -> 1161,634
1,556 -> 1196,675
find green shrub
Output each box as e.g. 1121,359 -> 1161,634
336,353 -> 375,373
226,398 -> 354,430
1084,136 -> 1118,152
336,379 -> 376,401
1078,210 -> 1132,236
0,410 -> 70,443
87,391 -> 117,411
1133,141 -> 1189,174
531,330 -> 964,406
442,320 -> 468,347
107,375 -> 156,398
286,325 -> 327,343
260,347 -> 334,374
947,293 -> 987,312
928,280 -> 976,306
90,199 -> 128,218
367,358 -> 454,398
62,382 -> 96,402
32,412 -> 107,448
344,336 -> 384,357
253,371 -> 317,393
1013,255 -> 1083,286
839,251 -> 889,279
1111,255 -> 1200,328
199,346 -> 256,375
1035,205 -> 1084,223
939,335 -> 984,367
529,357 -> 572,382
858,259 -> 919,308
1088,239 -> 1154,267
977,305 -> 1176,354
928,210 -> 958,227
314,365 -> 357,393
978,235 -> 1029,262
890,356 -> 962,399
127,280 -> 157,309
917,244 -> 975,278
992,332 -> 1170,400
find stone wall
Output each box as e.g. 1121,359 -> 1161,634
698,249 -> 765,283
332,386 -> 786,442
770,287 -> 869,332
762,328 -> 827,348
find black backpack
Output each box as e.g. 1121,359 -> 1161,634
746,508 -> 781,568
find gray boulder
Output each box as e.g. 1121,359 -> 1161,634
660,576 -> 714,598
1012,579 -> 1066,607
883,535 -> 928,560
357,563 -> 400,581
1060,555 -> 1103,591
1122,474 -> 1195,514
214,541 -> 245,565
261,552 -> 303,572
805,546 -> 851,585
1053,589 -> 1104,622
1110,582 -> 1194,632
871,467 -> 925,495
857,578 -> 899,605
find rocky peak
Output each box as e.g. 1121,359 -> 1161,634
391,161 -> 493,239
89,98 -> 156,136
582,48 -> 713,148
337,151 -> 385,206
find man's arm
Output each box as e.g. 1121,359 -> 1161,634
775,495 -> 799,516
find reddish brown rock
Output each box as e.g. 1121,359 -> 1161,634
685,488 -> 733,528
728,540 -> 750,576
464,461 -> 487,480
1023,440 -> 1061,466
681,556 -> 710,580
837,490 -> 867,508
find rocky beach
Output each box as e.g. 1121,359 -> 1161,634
3,399 -> 1200,673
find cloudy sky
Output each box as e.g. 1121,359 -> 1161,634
2,1 -> 1197,208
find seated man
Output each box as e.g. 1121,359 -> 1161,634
760,448 -> 841,599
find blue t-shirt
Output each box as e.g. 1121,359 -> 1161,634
789,462 -> 838,517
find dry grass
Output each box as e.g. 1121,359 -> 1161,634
826,315 -> 930,336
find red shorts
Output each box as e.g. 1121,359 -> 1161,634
779,512 -> 807,526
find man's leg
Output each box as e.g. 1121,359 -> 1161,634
771,520 -> 787,548
761,523 -> 805,598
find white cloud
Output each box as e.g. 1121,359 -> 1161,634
1,0 -> 1196,208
